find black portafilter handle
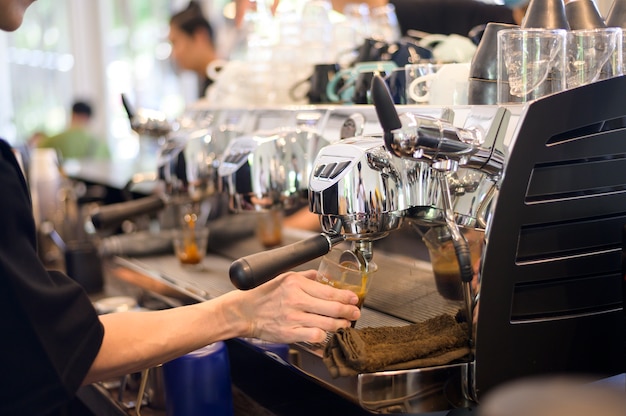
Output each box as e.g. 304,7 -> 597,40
90,195 -> 166,230
371,75 -> 402,149
229,233 -> 339,290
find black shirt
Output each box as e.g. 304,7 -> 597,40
0,139 -> 104,415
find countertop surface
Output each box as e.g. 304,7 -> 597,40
86,218 -> 465,415
107,221 -> 461,328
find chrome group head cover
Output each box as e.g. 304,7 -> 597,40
218,127 -> 331,212
309,135 -> 438,240
156,109 -> 242,203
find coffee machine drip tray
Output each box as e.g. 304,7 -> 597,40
363,254 -> 463,325
286,240 -> 472,414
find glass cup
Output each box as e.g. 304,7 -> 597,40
566,27 -> 623,89
172,226 -> 209,269
315,248 -> 378,327
405,62 -> 443,104
423,227 -> 484,301
407,62 -> 470,105
256,208 -> 284,249
497,28 -> 567,104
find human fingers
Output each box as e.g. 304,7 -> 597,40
250,304 -> 356,344
278,273 -> 361,321
294,269 -> 318,281
242,273 -> 360,341
279,270 -> 360,307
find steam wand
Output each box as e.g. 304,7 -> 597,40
371,74 -> 475,341
435,165 -> 474,345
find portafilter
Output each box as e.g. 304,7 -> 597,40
228,78 -> 510,295
228,122 -> 427,289
218,126 -> 331,213
90,108 -> 236,231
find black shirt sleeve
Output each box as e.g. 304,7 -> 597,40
0,140 -> 104,415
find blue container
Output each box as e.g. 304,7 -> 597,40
162,342 -> 234,416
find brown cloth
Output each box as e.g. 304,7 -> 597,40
323,314 -> 470,378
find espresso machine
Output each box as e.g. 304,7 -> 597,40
227,75 -> 626,413
217,112 -> 333,214
90,105 -> 253,254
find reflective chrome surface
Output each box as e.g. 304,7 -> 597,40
219,126 -> 331,212
112,101 -> 532,414
156,108 -> 246,202
308,106 -> 508,237
310,136 -> 419,239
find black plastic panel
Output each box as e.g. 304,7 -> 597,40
516,215 -> 626,261
475,76 -> 626,398
510,273 -> 623,320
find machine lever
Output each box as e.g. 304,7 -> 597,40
371,75 -> 401,149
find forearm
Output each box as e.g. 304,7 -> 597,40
81,271 -> 360,385
83,292 -> 246,385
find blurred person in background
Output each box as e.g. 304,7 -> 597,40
169,1 -> 220,99
38,100 -> 110,160
0,1 -> 361,414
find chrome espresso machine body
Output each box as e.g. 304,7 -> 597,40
90,103 -> 256,253
228,76 -> 626,413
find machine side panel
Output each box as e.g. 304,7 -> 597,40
475,76 -> 626,398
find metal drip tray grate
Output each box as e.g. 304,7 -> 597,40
364,254 -> 463,324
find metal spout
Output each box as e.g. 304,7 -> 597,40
384,109 -> 507,178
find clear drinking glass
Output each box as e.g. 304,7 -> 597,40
497,28 -> 567,103
315,248 -> 378,327
172,225 -> 209,269
566,27 -> 623,89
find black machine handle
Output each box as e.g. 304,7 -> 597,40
229,234 -> 336,290
90,195 -> 166,230
371,75 -> 402,149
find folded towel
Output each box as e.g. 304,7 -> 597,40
323,314 -> 470,378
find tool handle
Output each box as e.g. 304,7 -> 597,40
90,195 -> 165,230
229,234 -> 333,290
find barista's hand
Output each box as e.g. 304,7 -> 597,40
234,270 -> 361,343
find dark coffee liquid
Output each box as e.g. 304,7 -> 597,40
433,271 -> 464,301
